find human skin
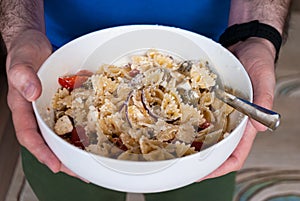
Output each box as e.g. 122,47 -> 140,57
202,0 -> 291,180
0,0 -> 291,181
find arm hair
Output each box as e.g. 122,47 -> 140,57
229,0 -> 292,41
0,0 -> 45,49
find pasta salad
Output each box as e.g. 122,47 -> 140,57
52,49 -> 234,161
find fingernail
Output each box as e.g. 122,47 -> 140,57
24,83 -> 36,100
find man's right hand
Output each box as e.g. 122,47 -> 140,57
6,29 -> 78,177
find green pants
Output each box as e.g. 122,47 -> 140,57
21,147 -> 235,201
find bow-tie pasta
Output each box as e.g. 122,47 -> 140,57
52,49 -> 234,161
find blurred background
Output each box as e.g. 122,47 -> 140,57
1,2 -> 300,201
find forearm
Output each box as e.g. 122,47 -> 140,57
228,0 -> 292,60
229,0 -> 292,35
0,0 -> 45,49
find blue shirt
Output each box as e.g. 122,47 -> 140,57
44,0 -> 231,48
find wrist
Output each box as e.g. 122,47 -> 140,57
255,37 -> 277,61
229,37 -> 277,63
219,20 -> 282,62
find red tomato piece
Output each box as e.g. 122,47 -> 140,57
58,75 -> 89,91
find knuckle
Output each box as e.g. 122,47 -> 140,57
8,63 -> 32,80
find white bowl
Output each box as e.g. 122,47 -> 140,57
32,25 -> 252,193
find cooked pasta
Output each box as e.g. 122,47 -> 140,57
51,49 -> 234,161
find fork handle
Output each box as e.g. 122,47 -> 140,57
220,91 -> 281,131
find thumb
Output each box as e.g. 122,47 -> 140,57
7,63 -> 42,101
6,30 -> 52,102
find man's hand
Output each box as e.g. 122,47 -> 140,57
6,29 -> 82,178
200,37 -> 276,180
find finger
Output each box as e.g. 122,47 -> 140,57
7,63 -> 42,101
6,30 -> 52,102
198,121 -> 257,181
59,164 -> 78,177
7,87 -> 61,173
60,164 -> 90,183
